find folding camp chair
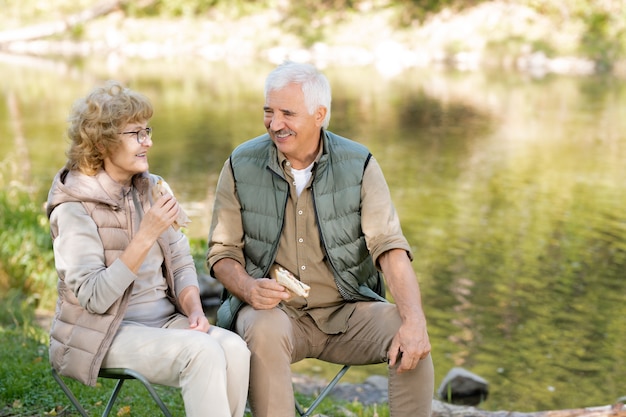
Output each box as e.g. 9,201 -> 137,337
295,364 -> 350,417
51,367 -> 173,417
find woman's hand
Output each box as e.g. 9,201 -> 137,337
139,193 -> 180,240
187,310 -> 211,333
178,287 -> 210,332
120,194 -> 179,274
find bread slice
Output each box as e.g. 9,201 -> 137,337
151,179 -> 191,230
270,266 -> 310,298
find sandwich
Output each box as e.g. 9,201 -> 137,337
151,178 -> 191,230
270,265 -> 310,298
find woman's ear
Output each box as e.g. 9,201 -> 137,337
96,142 -> 106,156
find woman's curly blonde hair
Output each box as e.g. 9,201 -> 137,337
65,80 -> 153,175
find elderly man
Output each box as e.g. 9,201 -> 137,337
207,61 -> 434,417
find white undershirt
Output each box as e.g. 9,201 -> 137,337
291,162 -> 314,196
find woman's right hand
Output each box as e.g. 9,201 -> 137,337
120,193 -> 180,274
139,193 -> 180,240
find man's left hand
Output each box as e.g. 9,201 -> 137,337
388,320 -> 431,373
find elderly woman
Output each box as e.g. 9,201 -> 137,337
46,80 -> 249,417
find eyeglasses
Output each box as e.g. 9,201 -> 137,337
120,127 -> 152,144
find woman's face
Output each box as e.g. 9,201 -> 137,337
103,120 -> 152,185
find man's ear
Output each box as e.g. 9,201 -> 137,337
315,106 -> 327,127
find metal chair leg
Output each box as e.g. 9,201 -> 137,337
51,368 -> 89,417
52,367 -> 173,417
101,378 -> 125,417
296,364 -> 350,417
100,368 -> 173,417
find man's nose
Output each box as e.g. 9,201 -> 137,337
269,113 -> 285,130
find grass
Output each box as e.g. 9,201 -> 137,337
0,325 -> 389,416
0,324 -> 188,416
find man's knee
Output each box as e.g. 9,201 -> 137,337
237,307 -> 292,350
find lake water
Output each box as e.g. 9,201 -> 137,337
2,53 -> 626,412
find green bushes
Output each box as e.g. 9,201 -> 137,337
0,159 -> 56,323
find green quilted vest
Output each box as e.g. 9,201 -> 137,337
216,131 -> 386,330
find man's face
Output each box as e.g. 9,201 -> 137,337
263,83 -> 326,168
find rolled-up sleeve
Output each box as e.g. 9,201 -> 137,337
361,157 -> 413,269
50,202 -> 135,314
207,159 -> 246,272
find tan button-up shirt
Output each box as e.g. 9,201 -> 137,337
208,141 -> 412,334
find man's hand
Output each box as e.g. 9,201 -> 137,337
243,277 -> 291,310
212,259 -> 291,310
388,320 -> 431,373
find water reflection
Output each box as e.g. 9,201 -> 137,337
2,54 -> 626,412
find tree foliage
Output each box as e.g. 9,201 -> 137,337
1,0 -> 625,68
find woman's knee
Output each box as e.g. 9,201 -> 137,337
184,332 -> 227,364
212,327 -> 250,360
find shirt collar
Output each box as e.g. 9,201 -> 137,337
277,131 -> 325,169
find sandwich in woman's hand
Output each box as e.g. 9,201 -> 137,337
151,178 -> 191,230
270,265 -> 310,298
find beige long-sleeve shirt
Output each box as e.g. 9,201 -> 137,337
208,144 -> 412,334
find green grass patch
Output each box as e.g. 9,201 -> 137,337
0,325 -> 188,416
0,325 -> 388,416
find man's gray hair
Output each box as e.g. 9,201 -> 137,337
265,61 -> 332,129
